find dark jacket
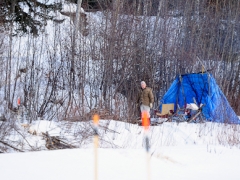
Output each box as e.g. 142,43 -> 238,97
137,87 -> 154,106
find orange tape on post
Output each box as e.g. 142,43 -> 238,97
93,114 -> 100,126
142,111 -> 150,130
17,97 -> 21,106
92,114 -> 99,180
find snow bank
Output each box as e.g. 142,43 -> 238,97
3,119 -> 240,153
28,120 -> 62,136
97,120 -> 240,149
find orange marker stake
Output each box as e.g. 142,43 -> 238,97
17,97 -> 21,122
17,97 -> 21,106
142,111 -> 151,180
93,114 -> 99,180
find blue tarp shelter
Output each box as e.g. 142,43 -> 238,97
159,73 -> 240,124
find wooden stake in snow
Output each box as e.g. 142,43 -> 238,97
142,111 -> 151,180
93,114 -> 99,180
17,97 -> 21,122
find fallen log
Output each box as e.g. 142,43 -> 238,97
42,132 -> 76,150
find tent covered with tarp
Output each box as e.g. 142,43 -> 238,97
159,73 -> 240,124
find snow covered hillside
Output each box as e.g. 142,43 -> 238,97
1,0 -> 240,123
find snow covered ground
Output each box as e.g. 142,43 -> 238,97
1,145 -> 240,180
1,119 -> 240,180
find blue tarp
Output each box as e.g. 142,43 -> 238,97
159,73 -> 240,124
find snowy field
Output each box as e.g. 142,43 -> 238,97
1,146 -> 240,180
1,119 -> 240,180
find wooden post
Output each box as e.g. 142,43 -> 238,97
17,97 -> 21,122
142,111 -> 151,180
93,114 -> 99,180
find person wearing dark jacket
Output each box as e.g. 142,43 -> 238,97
137,81 -> 154,118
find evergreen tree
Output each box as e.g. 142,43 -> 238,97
0,0 -> 62,35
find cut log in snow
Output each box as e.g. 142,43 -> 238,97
42,132 -> 76,150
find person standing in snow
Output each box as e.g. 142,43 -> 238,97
137,81 -> 154,119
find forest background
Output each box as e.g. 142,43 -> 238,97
0,0 -> 239,124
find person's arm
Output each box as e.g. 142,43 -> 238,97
149,88 -> 154,107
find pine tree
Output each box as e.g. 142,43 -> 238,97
0,0 -> 62,35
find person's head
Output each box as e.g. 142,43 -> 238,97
141,81 -> 146,89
